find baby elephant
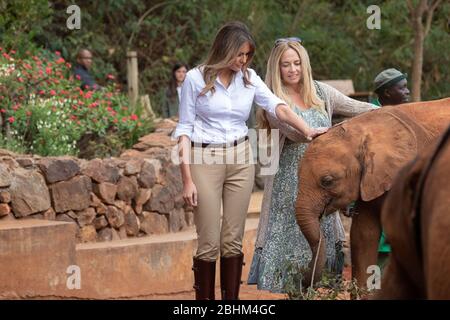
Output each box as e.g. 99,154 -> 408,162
376,126 -> 450,299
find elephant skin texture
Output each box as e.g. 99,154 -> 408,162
375,126 -> 450,299
294,98 -> 450,290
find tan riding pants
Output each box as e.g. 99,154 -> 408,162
190,141 -> 255,261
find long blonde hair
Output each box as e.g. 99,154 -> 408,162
199,21 -> 255,96
256,41 -> 325,131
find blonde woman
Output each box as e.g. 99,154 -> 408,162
247,38 -> 378,293
173,23 -> 327,300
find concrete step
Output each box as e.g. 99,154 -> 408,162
0,219 -> 77,299
74,218 -> 259,299
0,192 -> 265,299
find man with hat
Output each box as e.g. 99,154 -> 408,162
373,68 -> 410,106
372,68 -> 410,272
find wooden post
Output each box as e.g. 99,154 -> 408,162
127,51 -> 139,108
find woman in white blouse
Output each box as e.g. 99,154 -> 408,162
173,21 -> 327,300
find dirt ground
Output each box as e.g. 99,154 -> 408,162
136,266 -> 353,300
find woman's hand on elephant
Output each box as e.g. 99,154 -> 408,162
183,180 -> 198,207
306,127 -> 329,141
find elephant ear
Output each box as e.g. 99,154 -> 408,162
359,112 -> 418,201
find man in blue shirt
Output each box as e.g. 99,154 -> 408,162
73,49 -> 101,90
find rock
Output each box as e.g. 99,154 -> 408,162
0,203 -> 10,217
81,159 -> 120,183
93,182 -> 117,205
133,132 -> 176,150
118,225 -> 128,239
0,191 -> 11,203
42,207 -> 56,220
90,192 -> 102,207
185,211 -> 194,227
50,175 -> 92,213
78,225 -> 97,243
0,165 -> 12,184
96,203 -> 107,215
55,213 -> 76,224
134,188 -> 152,214
93,216 -> 108,230
154,118 -> 177,131
37,158 -> 80,183
10,168 -> 51,217
16,158 -> 34,168
106,205 -> 125,228
124,159 -> 143,175
66,210 -> 78,220
137,161 -> 156,188
0,157 -> 19,170
139,211 -> 169,235
116,176 -> 138,203
97,227 -> 120,242
25,213 -> 44,220
124,212 -> 140,236
113,200 -> 127,212
0,212 -> 16,221
144,184 -> 174,214
119,149 -> 144,159
168,208 -> 186,232
162,163 -> 183,208
76,207 -> 96,227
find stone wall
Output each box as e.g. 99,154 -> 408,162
0,119 -> 194,243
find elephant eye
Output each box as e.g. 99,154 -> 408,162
320,175 -> 334,188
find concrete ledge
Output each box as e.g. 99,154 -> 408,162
74,218 -> 259,299
0,220 -> 77,299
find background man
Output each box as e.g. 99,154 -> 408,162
373,68 -> 410,106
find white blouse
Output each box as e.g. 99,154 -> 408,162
173,67 -> 285,144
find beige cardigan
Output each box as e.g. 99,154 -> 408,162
254,81 -> 378,249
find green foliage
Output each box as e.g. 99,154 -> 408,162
0,48 -> 153,157
277,258 -> 367,300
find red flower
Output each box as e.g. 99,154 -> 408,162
113,118 -> 118,123
56,57 -> 65,64
107,74 -> 115,80
84,91 -> 93,99
10,50 -> 16,54
39,90 -> 45,95
12,104 -> 20,111
121,117 -> 127,123
50,90 -> 56,96
66,63 -> 72,69
75,75 -> 81,81
8,116 -> 15,123
55,51 -> 61,56
2,53 -> 10,60
26,111 -> 32,117
46,67 -> 52,75
130,114 -> 138,121
0,109 -> 6,113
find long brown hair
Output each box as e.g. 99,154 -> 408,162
200,21 -> 256,96
257,41 -> 325,131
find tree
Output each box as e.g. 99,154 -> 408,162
407,0 -> 443,101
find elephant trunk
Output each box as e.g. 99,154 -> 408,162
296,201 -> 327,288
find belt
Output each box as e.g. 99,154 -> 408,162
191,136 -> 249,148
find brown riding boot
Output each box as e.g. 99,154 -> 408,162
220,253 -> 245,300
192,258 -> 216,300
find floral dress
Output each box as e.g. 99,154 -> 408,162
247,106 -> 344,293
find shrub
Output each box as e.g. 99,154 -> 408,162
0,48 -> 153,158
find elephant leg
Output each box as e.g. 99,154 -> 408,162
373,256 -> 419,299
350,199 -> 382,290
